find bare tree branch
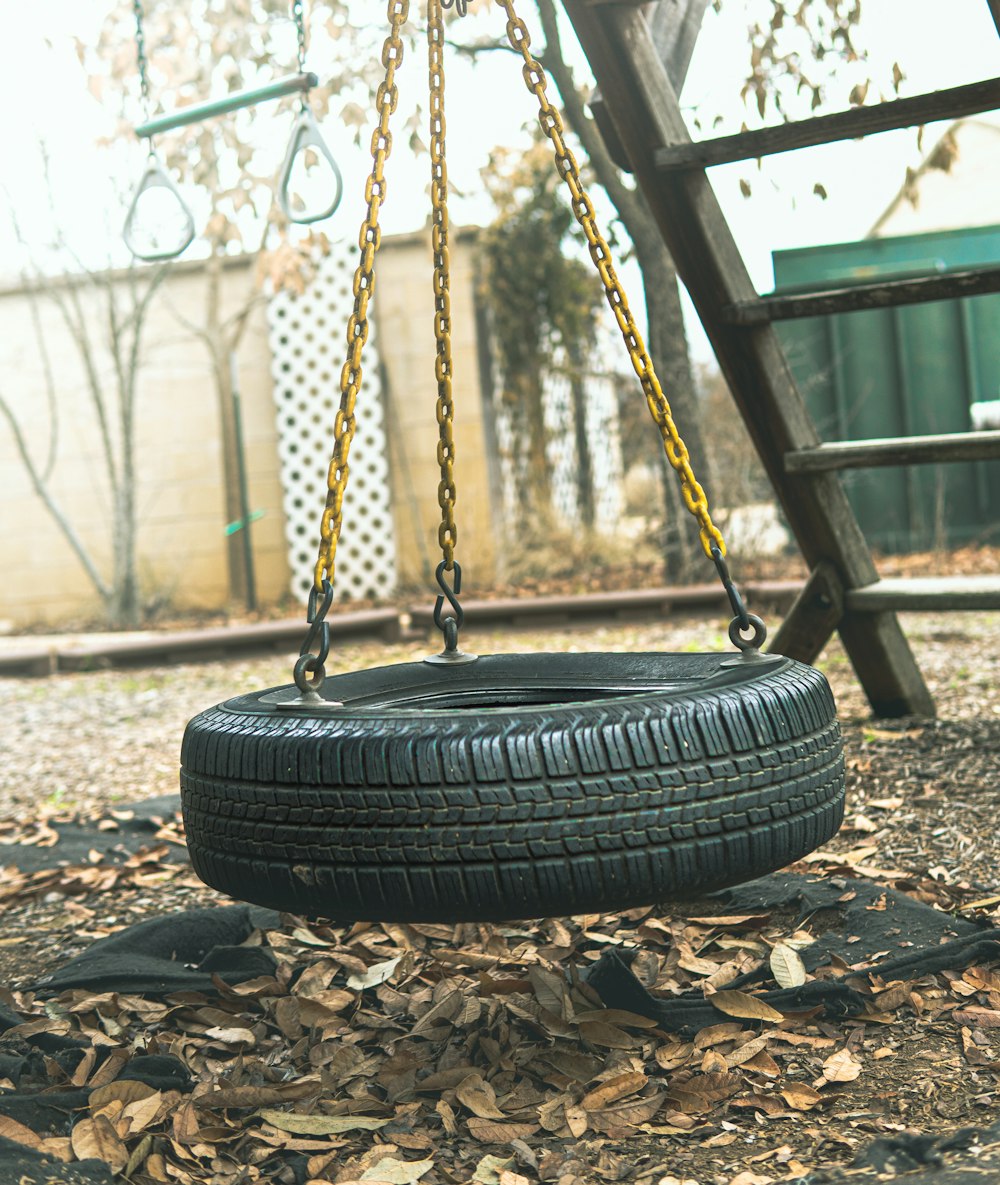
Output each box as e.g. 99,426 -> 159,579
0,394 -> 111,601
532,0 -> 648,231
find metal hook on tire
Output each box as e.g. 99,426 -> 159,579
293,578 -> 335,695
426,561 -> 477,665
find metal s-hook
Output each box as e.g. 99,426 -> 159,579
278,578 -> 346,711
711,544 -> 770,658
123,152 -> 196,262
425,561 -> 478,665
278,107 -> 344,224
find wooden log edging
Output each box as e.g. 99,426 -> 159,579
0,584 -> 810,678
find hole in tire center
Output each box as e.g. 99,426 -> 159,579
365,685 -> 688,711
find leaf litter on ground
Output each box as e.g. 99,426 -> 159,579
2,595 -> 1000,1181
0,861 -> 998,1185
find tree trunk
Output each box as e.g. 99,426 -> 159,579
205,252 -> 250,605
533,0 -> 714,581
520,371 -> 552,523
567,343 -> 595,530
110,484 -> 140,627
634,217 -> 712,581
112,285 -> 141,628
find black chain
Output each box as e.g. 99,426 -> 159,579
292,0 -> 307,72
441,0 -> 469,13
132,0 -> 152,123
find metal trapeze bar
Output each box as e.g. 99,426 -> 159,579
135,72 -> 318,139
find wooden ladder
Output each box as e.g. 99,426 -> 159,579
563,0 -> 1000,718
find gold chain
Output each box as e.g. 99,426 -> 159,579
313,0 -> 409,591
428,0 -> 458,571
497,0 -> 725,559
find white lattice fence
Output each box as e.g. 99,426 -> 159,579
546,370 -> 624,530
268,245 -> 397,605
493,363 -> 624,533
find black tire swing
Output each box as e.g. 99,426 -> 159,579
180,0 -> 846,923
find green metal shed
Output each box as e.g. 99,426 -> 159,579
773,224 -> 1000,552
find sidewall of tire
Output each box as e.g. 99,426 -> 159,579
181,658 -> 844,921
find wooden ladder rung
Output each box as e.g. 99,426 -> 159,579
722,264 -> 1000,325
786,430 -> 1000,473
847,576 -> 1000,612
653,77 -> 1000,170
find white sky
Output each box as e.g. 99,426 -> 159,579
2,1 -> 998,362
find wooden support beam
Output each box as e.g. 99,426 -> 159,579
591,0 -> 709,172
724,264 -> 1000,325
846,577 -> 1000,612
769,561 -> 844,666
561,0 -> 934,718
653,77 -> 1000,169
786,430 -> 1000,472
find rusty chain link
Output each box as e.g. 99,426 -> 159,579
428,0 -> 458,572
313,0 -> 408,592
497,0 -> 725,559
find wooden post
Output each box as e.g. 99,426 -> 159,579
560,0 -> 935,717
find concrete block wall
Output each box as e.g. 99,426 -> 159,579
0,231 -> 498,629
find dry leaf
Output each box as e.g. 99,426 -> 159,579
710,990 -> 785,1023
587,1091 -> 665,1136
741,1050 -> 781,1077
954,1007 -> 1000,1029
0,1114 -> 43,1149
199,1081 -> 320,1109
701,1049 -> 729,1074
416,1067 -> 480,1093
821,1048 -> 862,1083
348,956 -> 402,990
121,1090 -> 163,1134
769,943 -> 806,988
684,914 -> 770,927
705,1131 -> 739,1147
70,1115 -> 128,1173
780,1083 -> 823,1111
578,1020 -> 637,1048
499,1171 -> 531,1185
572,1008 -> 659,1029
565,1105 -> 588,1138
257,1110 -> 390,1135
456,1075 -> 506,1120
537,1095 -> 569,1133
732,1093 -> 786,1117
580,1072 -> 647,1111
472,1155 -> 517,1184
693,1023 -> 744,1049
726,1035 -> 769,1067
436,1098 -> 458,1136
359,1156 -> 434,1182
467,1118 -> 540,1142
655,1042 -> 696,1071
203,1025 -> 256,1045
528,967 -> 568,1016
